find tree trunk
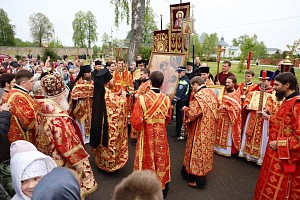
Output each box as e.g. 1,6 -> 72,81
127,0 -> 145,64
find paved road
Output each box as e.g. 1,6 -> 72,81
86,123 -> 260,200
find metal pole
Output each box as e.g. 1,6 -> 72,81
160,14 -> 162,30
192,34 -> 195,76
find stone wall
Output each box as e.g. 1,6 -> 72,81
0,46 -> 93,57
259,58 -> 300,67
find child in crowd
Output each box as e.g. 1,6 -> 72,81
10,141 -> 56,200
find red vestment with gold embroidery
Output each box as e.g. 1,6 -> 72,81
183,88 -> 218,176
92,87 -> 128,172
215,89 -> 242,156
136,79 -> 151,95
70,79 -> 94,141
113,68 -> 133,93
35,99 -> 97,198
5,88 -> 37,143
240,85 -> 276,163
254,96 -> 300,200
130,90 -> 172,189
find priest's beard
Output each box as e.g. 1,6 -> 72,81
275,90 -> 286,101
84,76 -> 92,82
226,87 -> 234,93
56,90 -> 70,111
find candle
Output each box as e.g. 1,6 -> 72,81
247,51 -> 252,70
262,70 -> 267,79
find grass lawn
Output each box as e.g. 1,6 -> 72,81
205,62 -> 300,84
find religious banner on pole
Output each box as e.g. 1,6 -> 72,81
169,2 -> 190,53
170,3 -> 190,32
169,32 -> 183,52
182,19 -> 193,52
152,30 -> 169,52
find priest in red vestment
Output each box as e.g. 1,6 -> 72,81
4,70 -> 37,143
239,69 -> 257,99
130,71 -> 172,199
239,70 -> 277,165
91,68 -> 128,172
254,72 -> 300,200
36,73 -> 97,199
214,76 -> 242,157
181,76 -> 219,188
239,70 -> 257,138
70,65 -> 94,144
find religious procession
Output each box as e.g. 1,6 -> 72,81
1,1 -> 300,200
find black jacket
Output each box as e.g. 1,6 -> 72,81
0,110 -> 12,163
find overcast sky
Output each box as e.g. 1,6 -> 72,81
2,0 -> 300,50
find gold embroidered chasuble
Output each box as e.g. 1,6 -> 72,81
5,88 -> 37,143
242,86 -> 277,159
35,98 -> 97,199
130,90 -> 172,189
136,79 -> 151,95
183,88 -> 218,176
215,89 -> 242,154
70,79 -> 94,137
92,87 -> 128,172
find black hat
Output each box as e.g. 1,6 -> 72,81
10,61 -> 20,68
73,65 -> 92,85
259,70 -> 274,80
144,59 -> 149,66
136,60 -> 145,66
81,65 -> 92,73
175,66 -> 186,72
186,61 -> 193,66
95,60 -> 102,66
200,67 -> 210,74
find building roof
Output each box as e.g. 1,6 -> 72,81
218,36 -> 229,47
266,48 -> 280,52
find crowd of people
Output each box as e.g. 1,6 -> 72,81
0,53 -> 299,200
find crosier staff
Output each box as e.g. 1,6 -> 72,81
215,45 -> 225,83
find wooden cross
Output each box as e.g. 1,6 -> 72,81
214,45 -> 226,82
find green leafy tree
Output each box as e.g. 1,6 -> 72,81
72,11 -> 87,47
42,48 -> 59,62
0,8 -> 16,46
232,34 -> 267,60
72,11 -> 98,48
232,34 -> 266,72
15,38 -> 36,47
138,44 -> 152,59
29,13 -> 54,47
202,33 -> 218,61
271,49 -> 281,59
188,34 -> 203,60
101,32 -> 110,50
48,38 -> 64,48
86,11 -> 98,48
111,0 -> 146,64
92,45 -> 101,59
286,39 -> 300,59
143,6 -> 158,43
